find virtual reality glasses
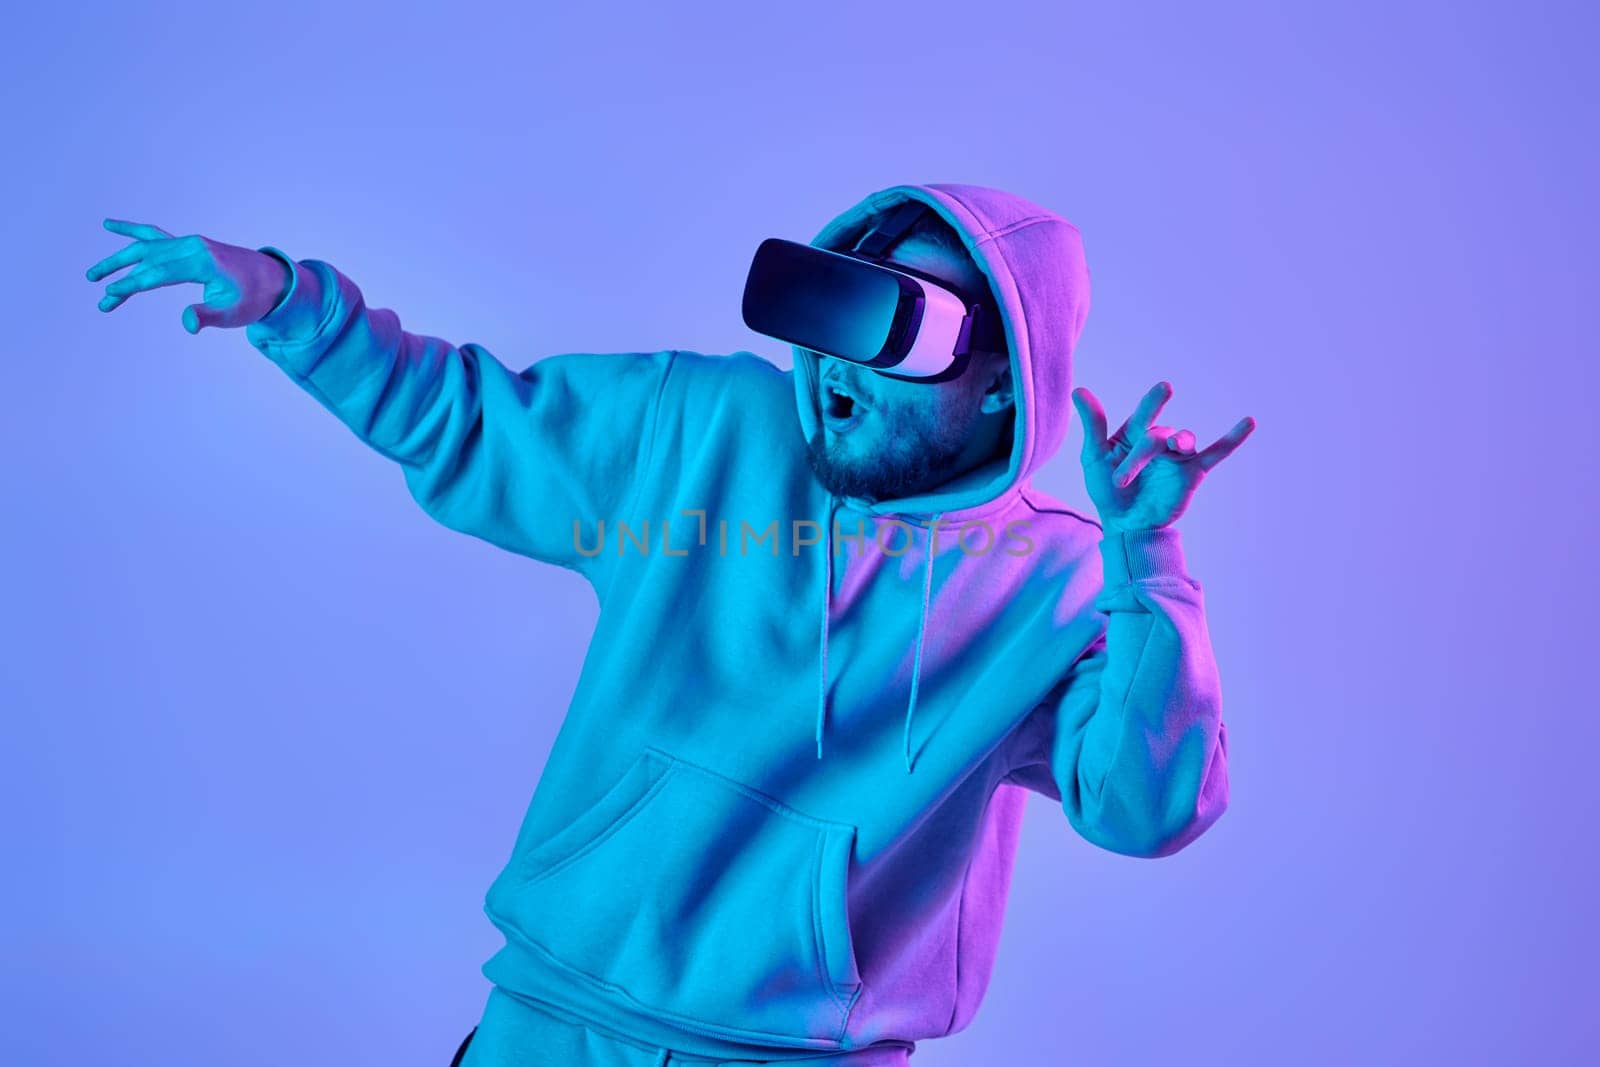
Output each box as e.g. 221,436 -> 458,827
741,201 -> 1006,383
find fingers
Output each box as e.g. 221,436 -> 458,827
1193,416 -> 1258,472
1109,381 -> 1172,446
88,221 -> 191,301
1116,416 -> 1256,486
1112,425 -> 1182,488
86,241 -> 157,283
97,256 -> 197,313
1071,386 -> 1110,457
1069,378 -> 1256,488
88,224 -> 189,282
102,218 -> 174,241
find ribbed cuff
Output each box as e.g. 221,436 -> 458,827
248,246 -> 327,339
1098,525 -> 1190,587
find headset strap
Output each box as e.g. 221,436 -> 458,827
850,200 -> 930,261
849,199 -> 1006,358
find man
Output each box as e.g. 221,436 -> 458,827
86,183 -> 1254,1066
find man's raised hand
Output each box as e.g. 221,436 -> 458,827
86,219 -> 292,334
1071,381 -> 1256,534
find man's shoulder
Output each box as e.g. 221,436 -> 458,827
1018,486 -> 1102,537
1013,486 -> 1106,562
660,349 -> 794,417
668,349 -> 788,386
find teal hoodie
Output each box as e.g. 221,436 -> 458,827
245,183 -> 1229,1060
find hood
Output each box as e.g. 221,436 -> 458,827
791,182 -> 1092,522
794,183 -> 1093,772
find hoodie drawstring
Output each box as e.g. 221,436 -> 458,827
816,498 -> 943,774
817,494 -> 839,760
903,512 -> 942,774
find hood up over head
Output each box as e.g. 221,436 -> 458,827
789,183 -> 1093,771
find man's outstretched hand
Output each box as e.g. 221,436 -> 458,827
85,218 -> 292,334
1071,381 -> 1255,534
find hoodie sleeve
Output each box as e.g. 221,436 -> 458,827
1003,525 -> 1230,858
243,248 -> 676,587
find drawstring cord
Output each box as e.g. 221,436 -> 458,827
817,494 -> 839,759
903,512 -> 943,773
816,497 -> 944,774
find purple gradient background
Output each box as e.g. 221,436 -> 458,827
5,2 -> 1595,1063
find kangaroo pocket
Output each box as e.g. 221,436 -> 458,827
488,746 -> 864,1049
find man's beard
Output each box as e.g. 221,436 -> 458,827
805,406 -> 972,502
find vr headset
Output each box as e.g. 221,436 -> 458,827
741,201 -> 1006,383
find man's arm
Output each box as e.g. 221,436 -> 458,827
1004,525 -> 1229,858
244,248 -> 677,587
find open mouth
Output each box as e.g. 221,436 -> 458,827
821,378 -> 869,431
822,377 -> 868,419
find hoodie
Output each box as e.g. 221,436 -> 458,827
244,182 -> 1229,1060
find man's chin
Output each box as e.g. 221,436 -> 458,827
806,431 -> 875,500
806,434 -> 942,503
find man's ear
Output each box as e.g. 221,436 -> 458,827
978,356 -> 1014,415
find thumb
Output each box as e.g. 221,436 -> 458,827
182,303 -> 220,334
1071,387 -> 1108,459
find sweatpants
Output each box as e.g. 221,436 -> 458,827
449,987 -> 912,1067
